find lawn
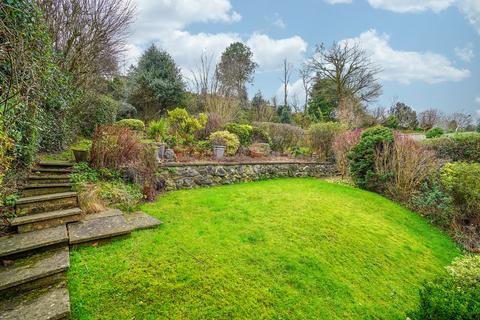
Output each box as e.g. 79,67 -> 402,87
68,178 -> 461,319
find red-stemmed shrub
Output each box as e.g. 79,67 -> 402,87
332,129 -> 361,178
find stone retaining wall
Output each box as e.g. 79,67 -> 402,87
157,162 -> 337,191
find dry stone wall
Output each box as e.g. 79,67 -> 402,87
157,162 -> 337,191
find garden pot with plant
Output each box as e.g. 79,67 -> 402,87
209,131 -> 240,159
212,145 -> 226,159
72,148 -> 89,162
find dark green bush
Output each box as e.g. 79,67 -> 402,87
77,94 -> 119,137
425,133 -> 480,162
116,102 -> 137,120
426,127 -> 444,139
116,119 -> 145,132
224,123 -> 253,145
408,255 -> 480,320
348,126 -> 394,191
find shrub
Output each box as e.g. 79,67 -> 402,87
408,255 -> 480,320
116,119 -> 145,132
0,132 -> 14,205
255,122 -> 304,153
426,127 -> 444,139
332,129 -> 362,178
90,125 -> 143,170
77,94 -> 119,137
195,112 -> 224,140
147,119 -> 169,142
307,122 -> 345,161
167,108 -> 207,146
251,127 -> 271,145
209,131 -> 240,156
384,115 -> 399,129
116,102 -> 137,120
375,133 -> 437,202
348,126 -> 394,191
425,133 -> 480,162
441,162 -> 480,225
224,123 -> 253,146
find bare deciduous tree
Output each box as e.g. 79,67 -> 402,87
37,0 -> 135,86
299,63 -> 313,111
280,58 -> 293,108
308,42 -> 382,105
418,108 -> 442,130
444,112 -> 473,132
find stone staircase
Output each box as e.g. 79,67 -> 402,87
0,161 -> 162,319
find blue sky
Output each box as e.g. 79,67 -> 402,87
126,0 -> 480,117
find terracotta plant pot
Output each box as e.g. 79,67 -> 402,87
213,145 -> 226,159
72,148 -> 89,163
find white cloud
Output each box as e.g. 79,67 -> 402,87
247,33 -> 308,71
455,43 -> 475,62
273,17 -> 286,29
458,0 -> 480,34
367,0 -> 454,13
343,29 -> 470,84
476,96 -> 480,105
131,0 -> 241,44
324,0 -> 353,4
275,79 -> 307,106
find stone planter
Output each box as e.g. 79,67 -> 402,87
212,145 -> 226,159
71,148 -> 89,163
152,142 -> 166,161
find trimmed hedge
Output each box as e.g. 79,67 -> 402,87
424,133 -> 480,162
116,119 -> 145,132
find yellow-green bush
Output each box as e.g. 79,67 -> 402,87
209,131 -> 240,156
116,119 -> 145,132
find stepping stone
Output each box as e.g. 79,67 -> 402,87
83,208 -> 123,221
16,192 -> 78,216
125,212 -> 162,231
0,225 -> 68,258
68,215 -> 131,244
11,208 -> 82,233
0,247 -> 69,293
0,282 -> 70,320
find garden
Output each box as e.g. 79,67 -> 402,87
1,1 -> 480,319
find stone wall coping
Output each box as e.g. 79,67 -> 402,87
160,161 -> 331,167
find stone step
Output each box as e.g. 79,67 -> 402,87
68,214 -> 131,245
37,160 -> 73,168
0,225 -> 68,259
0,282 -> 70,320
32,167 -> 72,174
11,208 -> 83,233
0,247 -> 69,296
16,192 -> 78,216
126,212 -> 162,231
28,175 -> 71,185
21,183 -> 73,197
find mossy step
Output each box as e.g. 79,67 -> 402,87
0,282 -> 70,320
0,247 -> 69,294
21,184 -> 73,197
11,208 -> 82,233
0,225 -> 68,259
68,215 -> 131,244
16,192 -> 77,205
28,175 -> 71,181
125,212 -> 162,231
37,160 -> 73,168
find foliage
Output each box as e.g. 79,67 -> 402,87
374,133 -> 438,202
224,123 -> 253,146
116,102 -> 137,120
332,129 -> 362,178
276,105 -> 292,124
255,122 -> 305,153
390,102 -> 418,130
307,122 -> 345,161
195,112 -> 224,140
96,180 -> 144,212
209,131 -> 240,156
90,125 -> 143,170
409,255 -> 480,320
441,162 -> 480,224
115,119 -> 145,132
166,108 -> 207,146
425,133 -> 480,162
69,179 -> 460,319
348,126 -> 394,191
250,91 -> 277,122
426,127 -> 444,139
216,42 -> 257,100
128,45 -> 185,120
384,115 -> 399,129
307,84 -> 336,122
76,93 -> 119,137
147,119 -> 169,142
251,127 -> 271,145
0,132 -> 14,205
290,146 -> 311,157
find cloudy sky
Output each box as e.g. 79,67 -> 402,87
124,0 -> 480,116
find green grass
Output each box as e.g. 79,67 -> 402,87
68,178 -> 461,319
